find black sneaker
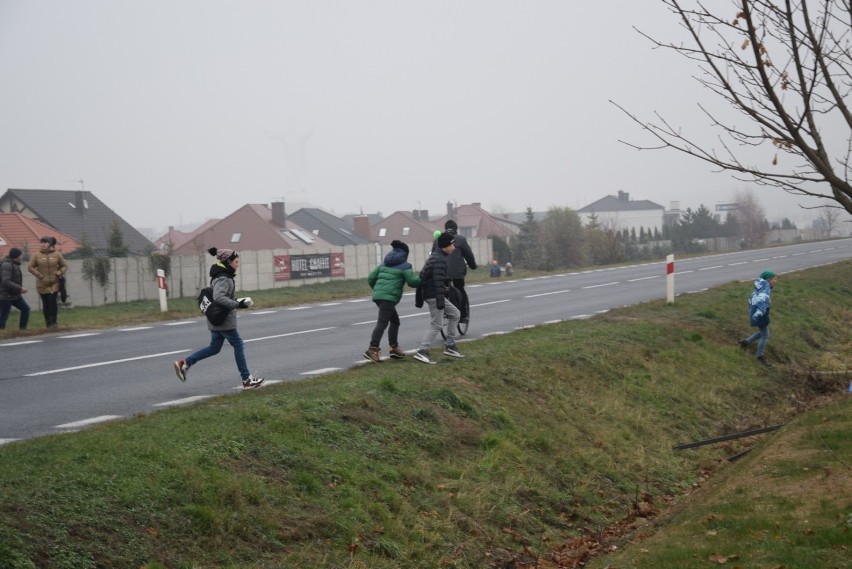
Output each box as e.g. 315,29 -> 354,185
413,349 -> 436,364
174,360 -> 189,382
756,356 -> 773,368
737,340 -> 749,349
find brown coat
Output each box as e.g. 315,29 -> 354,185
28,249 -> 68,295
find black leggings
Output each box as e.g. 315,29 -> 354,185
40,292 -> 59,326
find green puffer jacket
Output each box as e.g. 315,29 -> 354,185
368,248 -> 421,304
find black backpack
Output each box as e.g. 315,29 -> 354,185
197,285 -> 229,325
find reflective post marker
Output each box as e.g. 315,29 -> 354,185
666,254 -> 674,304
157,269 -> 168,312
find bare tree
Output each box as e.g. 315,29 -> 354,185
732,189 -> 769,246
612,0 -> 852,215
817,204 -> 842,237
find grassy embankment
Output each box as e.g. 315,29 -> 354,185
0,262 -> 849,568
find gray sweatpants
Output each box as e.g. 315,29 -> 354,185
419,297 -> 460,350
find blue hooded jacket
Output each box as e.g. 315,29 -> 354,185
748,277 -> 773,327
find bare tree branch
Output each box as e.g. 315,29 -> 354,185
614,0 -> 852,215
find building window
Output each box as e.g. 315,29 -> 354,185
379,228 -> 387,237
230,232 -> 242,243
402,227 -> 410,236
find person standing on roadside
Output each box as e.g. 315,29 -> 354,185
362,240 -> 421,363
0,248 -> 30,331
27,236 -> 67,328
738,270 -> 778,367
174,247 -> 265,389
433,220 -> 476,323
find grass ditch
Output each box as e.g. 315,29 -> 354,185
0,262 -> 849,568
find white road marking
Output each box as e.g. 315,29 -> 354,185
119,327 -> 153,332
524,289 -> 571,298
570,314 -> 592,319
25,349 -> 189,376
246,327 -> 335,342
674,270 -> 694,275
301,368 -> 341,375
54,415 -> 123,429
319,302 -> 341,307
0,439 -> 20,446
59,333 -> 100,339
154,396 -> 214,407
164,321 -> 196,326
627,276 -> 660,282
582,282 -> 619,289
248,310 -> 276,315
728,261 -> 748,266
287,306 -> 310,310
0,340 -> 42,347
699,265 -> 725,271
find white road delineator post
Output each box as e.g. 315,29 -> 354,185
666,254 -> 675,304
157,269 -> 168,312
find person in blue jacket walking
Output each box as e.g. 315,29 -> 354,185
738,270 -> 778,367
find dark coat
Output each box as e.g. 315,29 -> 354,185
419,249 -> 451,308
432,233 -> 477,278
0,256 -> 25,300
208,262 -> 240,331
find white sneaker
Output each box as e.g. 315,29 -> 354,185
413,349 -> 436,364
242,373 -> 265,389
174,360 -> 189,382
443,346 -> 464,358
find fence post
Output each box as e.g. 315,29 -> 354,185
666,254 -> 675,304
157,269 -> 168,312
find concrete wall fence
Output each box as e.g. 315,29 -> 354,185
15,238 -> 493,309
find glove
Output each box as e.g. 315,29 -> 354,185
436,300 -> 445,310
237,297 -> 253,309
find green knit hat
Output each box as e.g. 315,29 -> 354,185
759,270 -> 776,280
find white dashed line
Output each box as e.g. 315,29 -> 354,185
54,416 -> 123,429
301,368 -> 341,375
524,289 -> 571,298
628,276 -> 660,282
59,333 -> 100,339
0,340 -> 42,347
154,396 -> 214,407
699,265 -> 725,271
119,327 -> 153,332
164,321 -> 196,326
25,349 -> 189,376
582,282 -> 619,289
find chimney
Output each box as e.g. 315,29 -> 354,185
446,201 -> 454,217
272,201 -> 286,227
617,191 -> 630,202
353,215 -> 371,240
74,190 -> 86,214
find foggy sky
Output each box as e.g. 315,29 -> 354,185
0,0 -> 833,237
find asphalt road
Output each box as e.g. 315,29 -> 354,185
2,238 -> 850,444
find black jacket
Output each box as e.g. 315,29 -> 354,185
0,256 -> 25,300
420,250 -> 451,307
433,232 -> 477,278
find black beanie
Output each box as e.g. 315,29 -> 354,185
437,232 -> 455,249
390,240 -> 409,255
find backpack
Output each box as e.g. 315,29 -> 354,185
197,286 -> 229,325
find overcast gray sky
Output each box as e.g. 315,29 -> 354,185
0,0 -> 832,236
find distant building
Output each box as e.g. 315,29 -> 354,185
0,212 -> 79,258
578,191 -> 666,233
167,202 -> 334,257
0,188 -> 152,254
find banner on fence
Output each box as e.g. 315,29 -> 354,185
274,253 -> 345,281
